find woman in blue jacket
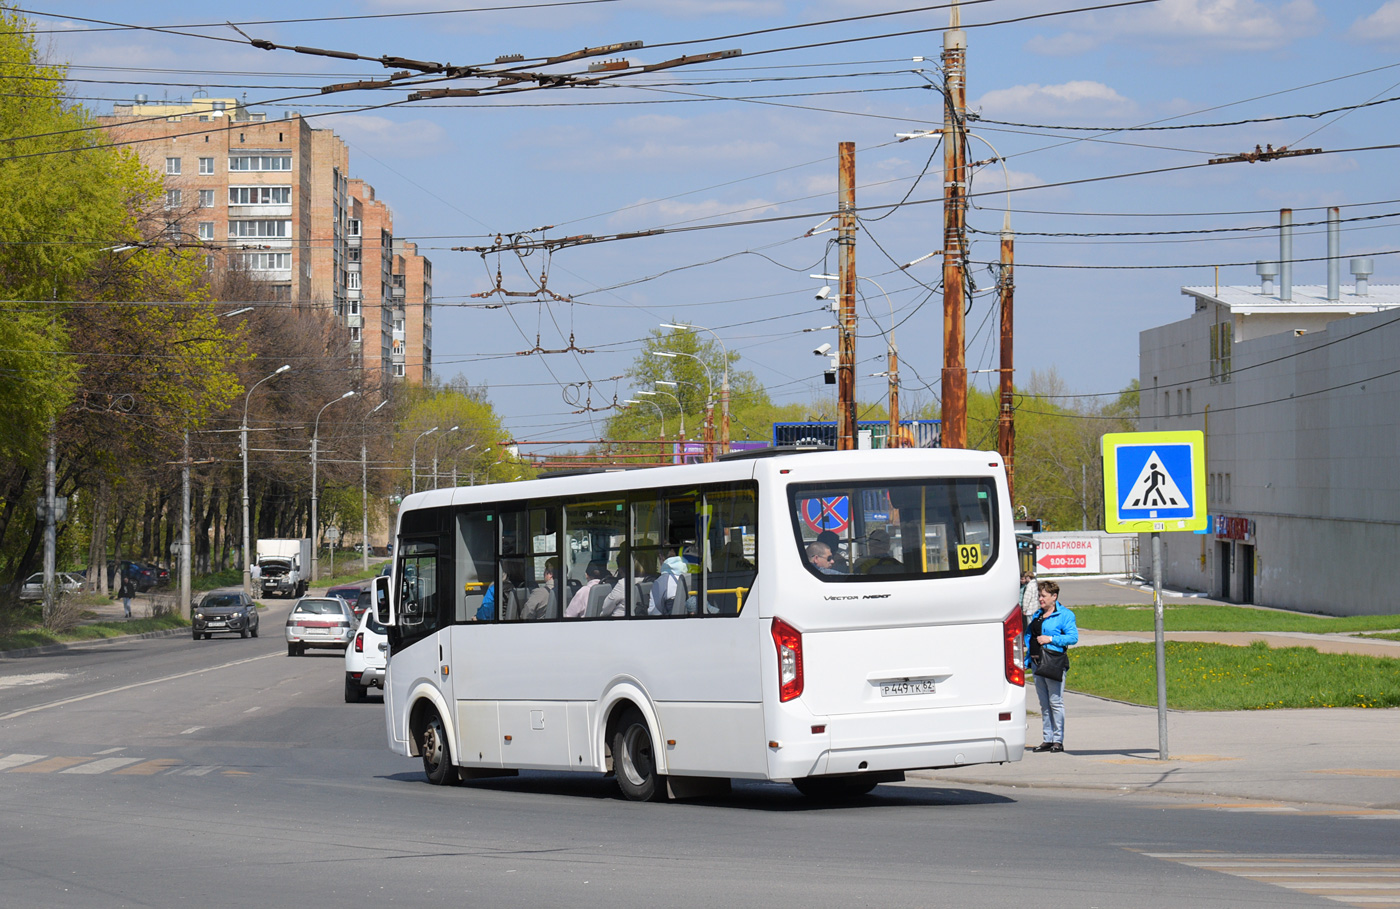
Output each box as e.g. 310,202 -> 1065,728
1025,580 -> 1078,752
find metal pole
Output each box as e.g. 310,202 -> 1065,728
311,391 -> 355,585
837,140 -> 857,452
997,213 -> 1016,497
941,11 -> 968,449
1152,530 -> 1170,760
242,365 -> 289,597
181,430 -> 191,619
361,434 -> 370,572
42,423 -> 56,621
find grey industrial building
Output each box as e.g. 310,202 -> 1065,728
1138,212 -> 1398,616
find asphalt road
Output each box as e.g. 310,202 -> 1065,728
2,602 -> 1397,908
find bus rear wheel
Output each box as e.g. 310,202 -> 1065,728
612,707 -> 665,802
420,707 -> 458,786
793,776 -> 879,800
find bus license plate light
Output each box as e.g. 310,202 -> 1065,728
879,678 -> 936,697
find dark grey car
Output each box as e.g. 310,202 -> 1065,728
193,592 -> 260,640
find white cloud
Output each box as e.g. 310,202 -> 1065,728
326,115 -> 451,159
607,196 -> 778,228
1027,0 -> 1320,56
1347,1 -> 1400,43
975,81 -> 1138,122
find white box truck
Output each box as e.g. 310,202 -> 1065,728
256,538 -> 312,598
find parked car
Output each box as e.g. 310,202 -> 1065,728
152,565 -> 171,587
343,608 -> 388,702
105,560 -> 156,593
285,596 -> 356,656
192,591 -> 260,640
19,572 -> 85,600
325,583 -> 368,616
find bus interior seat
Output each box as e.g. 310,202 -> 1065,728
461,592 -> 484,622
586,583 -> 611,618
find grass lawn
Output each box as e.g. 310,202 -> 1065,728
1073,603 -> 1400,634
1358,631 -> 1400,642
1066,640 -> 1400,710
0,600 -> 187,653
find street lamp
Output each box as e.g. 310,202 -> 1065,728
411,426 -> 438,494
469,446 -> 493,486
242,364 -> 290,596
453,443 -> 476,488
312,390 -> 356,584
662,322 -> 731,454
361,399 -> 387,572
652,349 -> 715,460
433,425 -> 460,489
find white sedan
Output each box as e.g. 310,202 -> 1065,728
343,609 -> 388,702
284,597 -> 357,656
19,572 -> 85,600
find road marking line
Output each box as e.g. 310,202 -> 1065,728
12,756 -> 89,773
0,753 -> 46,771
179,727 -> 203,735
1142,853 -> 1400,908
94,747 -> 125,755
61,757 -> 141,774
114,759 -> 181,775
181,766 -> 219,776
0,652 -> 279,721
244,706 -> 262,713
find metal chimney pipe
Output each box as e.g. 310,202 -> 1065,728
1256,261 -> 1278,295
1327,207 -> 1340,301
1351,258 -> 1373,296
1279,208 -> 1293,301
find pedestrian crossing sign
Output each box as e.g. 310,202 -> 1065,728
1101,430 -> 1206,533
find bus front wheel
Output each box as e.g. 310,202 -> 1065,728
613,707 -> 666,802
419,707 -> 458,786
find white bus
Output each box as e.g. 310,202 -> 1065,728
372,447 -> 1026,801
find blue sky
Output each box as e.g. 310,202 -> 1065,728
37,0 -> 1400,450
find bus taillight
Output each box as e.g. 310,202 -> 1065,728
771,617 -> 804,702
1003,607 -> 1025,687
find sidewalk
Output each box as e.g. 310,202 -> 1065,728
925,692 -> 1400,811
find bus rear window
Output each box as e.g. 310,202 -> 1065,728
789,479 -> 996,581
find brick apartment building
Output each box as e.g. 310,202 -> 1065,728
97,94 -> 432,385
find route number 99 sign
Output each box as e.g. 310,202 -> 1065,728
956,544 -> 983,570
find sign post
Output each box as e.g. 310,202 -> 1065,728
1101,430 -> 1207,761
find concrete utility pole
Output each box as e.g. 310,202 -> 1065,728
941,4 -> 969,449
997,211 -> 1016,499
180,430 -> 191,619
837,140 -> 858,451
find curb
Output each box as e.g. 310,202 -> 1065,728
0,626 -> 190,660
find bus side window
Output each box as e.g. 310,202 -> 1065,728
705,483 -> 757,615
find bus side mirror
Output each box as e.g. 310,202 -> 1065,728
374,574 -> 394,626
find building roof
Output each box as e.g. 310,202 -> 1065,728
1182,284 -> 1400,315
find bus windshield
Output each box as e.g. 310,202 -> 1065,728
789,478 -> 997,581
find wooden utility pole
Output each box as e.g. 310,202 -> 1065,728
997,212 -> 1016,500
887,342 -> 900,448
837,141 -> 858,451
940,6 -> 968,449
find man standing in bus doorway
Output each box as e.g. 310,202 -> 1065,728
1025,580 -> 1078,753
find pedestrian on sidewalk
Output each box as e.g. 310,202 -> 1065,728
1019,571 -> 1038,617
118,575 -> 135,619
1025,579 -> 1078,753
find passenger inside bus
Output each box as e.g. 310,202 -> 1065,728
853,528 -> 903,574
806,540 -> 844,575
566,560 -> 610,618
816,530 -> 849,572
521,558 -> 559,621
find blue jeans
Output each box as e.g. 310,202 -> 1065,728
1035,672 -> 1066,744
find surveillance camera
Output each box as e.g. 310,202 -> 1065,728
815,285 -> 831,300
813,342 -> 832,356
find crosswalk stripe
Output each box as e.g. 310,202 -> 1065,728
61,757 -> 142,774
0,754 -> 45,771
11,756 -> 89,773
114,759 -> 181,775
1143,853 -> 1400,908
